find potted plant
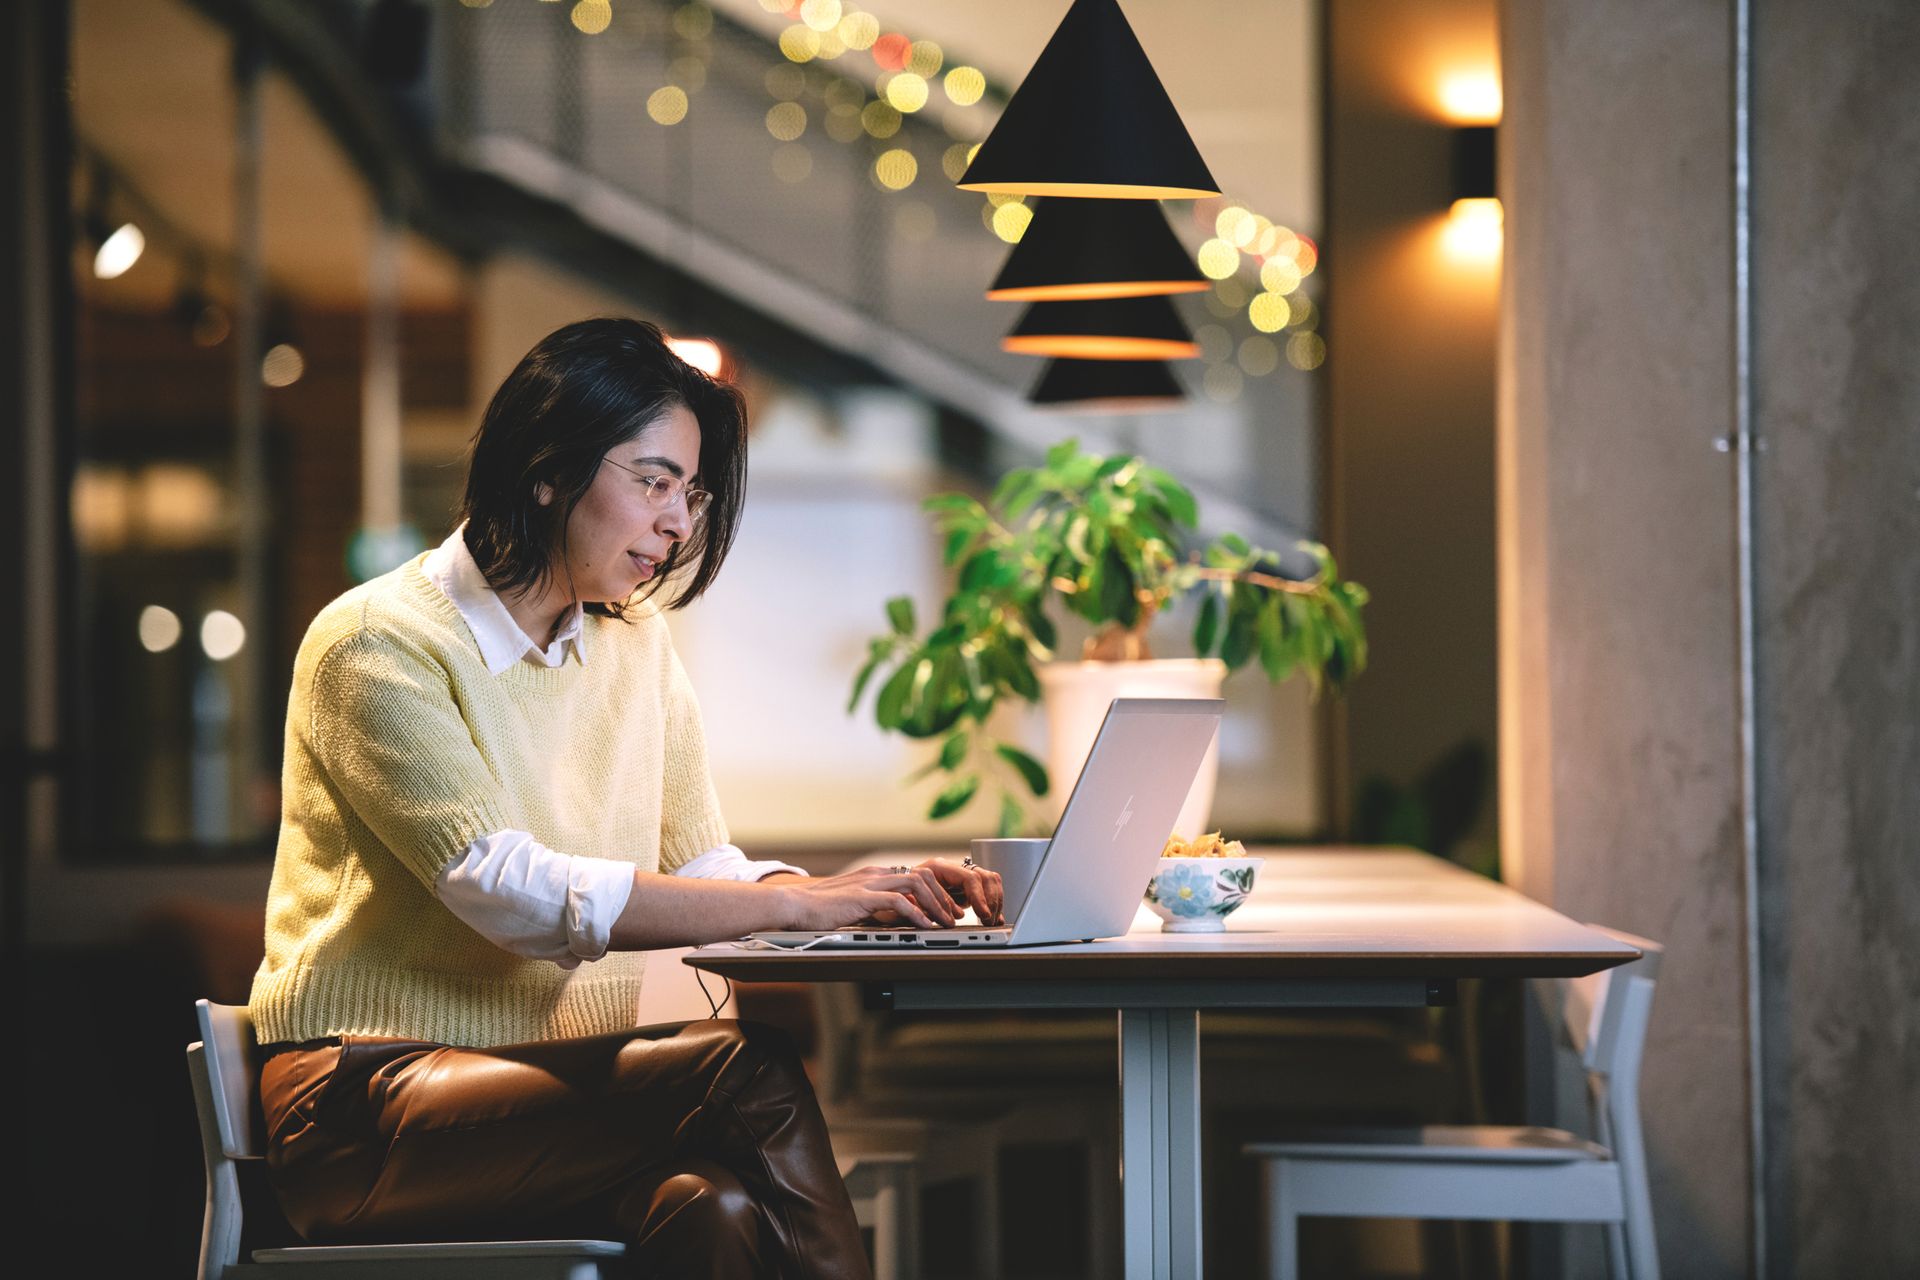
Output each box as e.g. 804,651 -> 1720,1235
848,438 -> 1369,836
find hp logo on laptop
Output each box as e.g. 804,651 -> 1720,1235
1112,794 -> 1135,842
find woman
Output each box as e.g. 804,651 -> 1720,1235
246,318 -> 1003,1279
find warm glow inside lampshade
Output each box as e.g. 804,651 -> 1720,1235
1030,358 -> 1185,408
1004,296 -> 1198,360
987,198 -> 1208,301
958,0 -> 1219,200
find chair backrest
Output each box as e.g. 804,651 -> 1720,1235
194,998 -> 267,1160
1561,926 -> 1663,1084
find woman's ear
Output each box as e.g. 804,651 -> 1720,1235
535,481 -> 554,507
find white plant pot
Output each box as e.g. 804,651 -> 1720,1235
1035,658 -> 1228,842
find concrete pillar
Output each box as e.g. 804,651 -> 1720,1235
1500,1 -> 1920,1275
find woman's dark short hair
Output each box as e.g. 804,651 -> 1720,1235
458,317 -> 748,618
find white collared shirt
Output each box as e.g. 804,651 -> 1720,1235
421,524 -> 804,969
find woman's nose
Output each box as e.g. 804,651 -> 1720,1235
657,505 -> 690,542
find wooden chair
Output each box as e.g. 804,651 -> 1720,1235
1244,928 -> 1663,1280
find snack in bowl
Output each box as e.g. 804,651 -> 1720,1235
1143,831 -> 1263,932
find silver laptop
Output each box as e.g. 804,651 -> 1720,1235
750,697 -> 1223,949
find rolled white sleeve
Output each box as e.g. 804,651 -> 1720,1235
434,835 -> 803,968
672,843 -> 808,883
435,831 -> 635,969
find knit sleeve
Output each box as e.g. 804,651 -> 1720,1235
308,629 -> 518,890
657,641 -> 731,874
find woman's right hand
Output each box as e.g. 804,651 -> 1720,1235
776,864 -> 962,931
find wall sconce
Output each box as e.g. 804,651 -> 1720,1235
1445,124 -> 1502,260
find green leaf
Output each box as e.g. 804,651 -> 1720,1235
997,792 -> 1024,838
874,660 -> 917,727
1193,591 -> 1220,655
1148,476 -> 1198,528
994,743 -> 1051,797
1219,532 -> 1251,556
1095,453 -> 1136,481
1256,593 -> 1292,683
848,652 -> 886,714
1220,597 -> 1257,670
939,729 -> 969,769
1024,604 -> 1058,652
959,549 -> 1002,593
1045,438 -> 1080,470
1003,646 -> 1041,700
885,595 -> 915,636
929,774 -> 981,820
990,467 -> 1034,508
943,526 -> 974,566
921,495 -> 983,518
1099,543 -> 1136,625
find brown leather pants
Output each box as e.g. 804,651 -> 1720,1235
258,1019 -> 871,1280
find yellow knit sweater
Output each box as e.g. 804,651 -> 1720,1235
246,552 -> 730,1048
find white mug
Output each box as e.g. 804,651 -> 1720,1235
968,837 -> 1050,924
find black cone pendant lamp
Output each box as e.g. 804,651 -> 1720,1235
988,198 -> 1208,302
1004,295 -> 1198,361
1030,358 -> 1184,409
958,0 -> 1219,200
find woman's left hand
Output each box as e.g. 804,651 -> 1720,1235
914,857 -> 1005,926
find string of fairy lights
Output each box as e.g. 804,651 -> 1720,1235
461,0 -> 1325,394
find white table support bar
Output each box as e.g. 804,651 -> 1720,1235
1121,1008 -> 1204,1280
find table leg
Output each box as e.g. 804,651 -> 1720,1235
1118,1007 -> 1203,1279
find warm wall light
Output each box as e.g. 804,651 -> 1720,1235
1439,72 -> 1502,124
1442,197 -> 1504,261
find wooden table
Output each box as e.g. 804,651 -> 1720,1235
686,848 -> 1638,1280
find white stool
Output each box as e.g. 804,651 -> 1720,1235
1245,928 -> 1663,1280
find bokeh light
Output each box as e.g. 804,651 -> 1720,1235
1197,238 -> 1239,280
1287,331 -> 1327,370
766,101 -> 807,140
261,343 -> 305,387
1259,257 -> 1302,295
838,12 -> 879,50
874,148 -> 918,190
991,201 -> 1032,243
672,3 -> 713,40
1233,213 -> 1271,250
780,24 -> 820,62
941,143 -> 973,181
860,99 -> 901,137
570,0 -> 611,35
669,56 -> 707,92
824,103 -> 864,142
872,32 -> 909,71
944,66 -> 985,106
1288,293 -> 1315,328
201,610 -> 247,661
885,72 -> 929,112
93,223 -> 145,280
799,0 -> 841,33
1213,205 -> 1249,243
907,40 -> 943,77
648,85 -> 689,124
1213,277 -> 1248,309
1248,291 -> 1289,333
138,605 -> 182,653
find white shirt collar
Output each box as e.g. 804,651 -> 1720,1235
423,523 -> 587,675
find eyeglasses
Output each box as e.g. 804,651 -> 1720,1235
602,456 -> 713,524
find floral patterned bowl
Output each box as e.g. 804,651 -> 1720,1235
1143,857 -> 1264,932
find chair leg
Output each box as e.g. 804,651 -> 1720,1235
1605,1221 -> 1630,1280
1263,1161 -> 1300,1280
